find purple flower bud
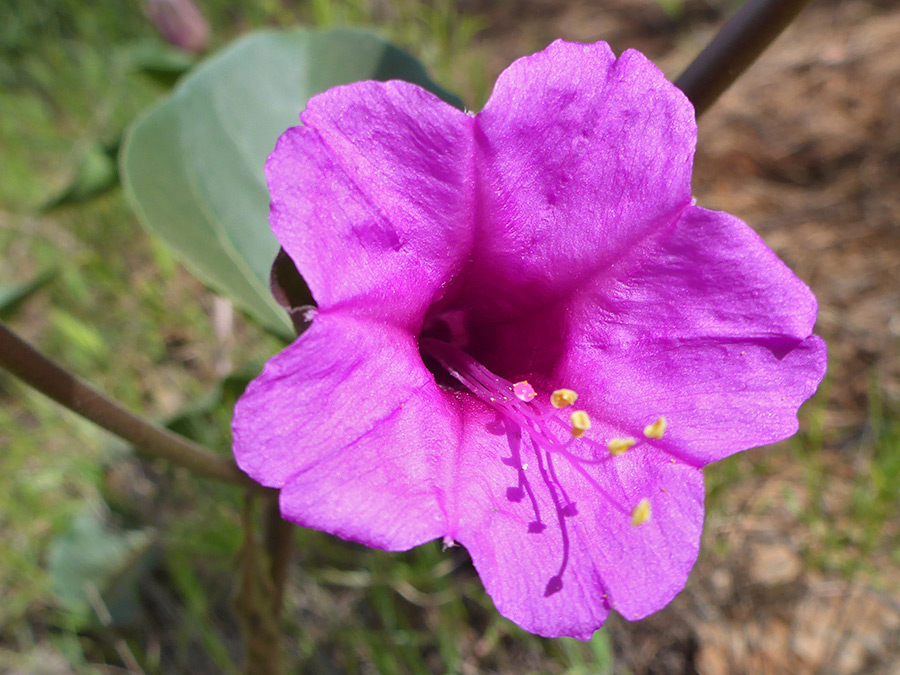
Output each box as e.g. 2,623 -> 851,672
145,0 -> 210,53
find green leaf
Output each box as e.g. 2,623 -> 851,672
121,28 -> 462,340
48,510 -> 152,626
0,269 -> 54,318
124,39 -> 198,88
49,309 -> 108,363
41,142 -> 120,212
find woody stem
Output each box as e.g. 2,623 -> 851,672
0,321 -> 269,493
676,0 -> 815,117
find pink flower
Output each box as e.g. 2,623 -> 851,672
233,40 -> 826,638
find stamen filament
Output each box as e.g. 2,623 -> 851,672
420,338 -> 635,521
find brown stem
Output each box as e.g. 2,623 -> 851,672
0,321 -> 269,493
236,495 -> 284,675
675,0 -> 815,117
264,497 -> 293,619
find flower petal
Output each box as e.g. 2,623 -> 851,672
452,401 -> 703,638
278,384 -> 459,550
558,206 -> 827,466
266,81 -> 473,329
232,311 -> 455,549
467,40 -> 695,319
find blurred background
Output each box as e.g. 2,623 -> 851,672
1,0 -> 898,672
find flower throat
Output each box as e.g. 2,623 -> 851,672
420,338 -> 594,450
420,337 -> 661,596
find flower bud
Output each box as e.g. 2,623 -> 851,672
145,0 -> 210,53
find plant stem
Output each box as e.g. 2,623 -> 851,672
0,321 -> 268,493
676,0 -> 815,117
237,495 -> 284,675
264,497 -> 293,618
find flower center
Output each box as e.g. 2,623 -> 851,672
420,337 -> 582,453
420,337 -> 663,597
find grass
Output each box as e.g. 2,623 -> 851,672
703,370 -> 900,585
854,384 -> 900,540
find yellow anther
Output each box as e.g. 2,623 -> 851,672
643,416 -> 667,439
631,498 -> 651,526
551,388 -> 579,408
570,410 -> 591,438
607,437 -> 637,456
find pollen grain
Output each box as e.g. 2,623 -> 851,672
607,437 -> 637,456
643,416 -> 667,439
551,388 -> 579,408
631,498 -> 652,526
570,410 -> 591,438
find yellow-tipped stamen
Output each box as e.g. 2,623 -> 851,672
643,416 -> 667,439
631,498 -> 651,526
551,388 -> 579,409
607,437 -> 637,456
570,410 -> 591,438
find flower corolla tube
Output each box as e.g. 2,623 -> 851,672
233,40 -> 826,639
